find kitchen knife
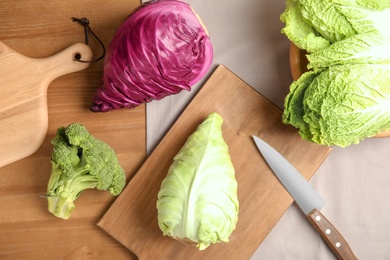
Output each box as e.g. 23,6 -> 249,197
253,135 -> 358,260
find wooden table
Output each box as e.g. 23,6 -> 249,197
0,1 -> 144,258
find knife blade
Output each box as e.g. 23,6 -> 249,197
253,135 -> 358,260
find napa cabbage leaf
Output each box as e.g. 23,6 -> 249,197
281,0 -> 390,146
296,0 -> 358,43
280,0 -> 390,53
280,0 -> 330,52
283,69 -> 325,139
156,112 -> 239,250
283,64 -> 390,147
337,0 -> 390,37
307,32 -> 390,68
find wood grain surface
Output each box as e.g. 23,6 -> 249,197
0,41 -> 92,168
98,65 -> 332,259
0,1 -> 145,259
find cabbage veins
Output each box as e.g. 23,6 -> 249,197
156,112 -> 239,250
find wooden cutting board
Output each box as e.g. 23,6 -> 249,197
0,1 -> 145,258
0,41 -> 92,168
98,65 -> 332,259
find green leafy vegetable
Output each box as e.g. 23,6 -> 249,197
296,0 -> 357,43
281,0 -> 390,146
280,0 -> 390,52
46,123 -> 126,219
337,0 -> 390,36
353,0 -> 390,10
283,68 -> 325,139
307,32 -> 390,68
280,0 -> 330,52
284,65 -> 390,147
156,112 -> 239,250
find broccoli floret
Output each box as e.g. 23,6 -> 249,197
46,123 -> 126,219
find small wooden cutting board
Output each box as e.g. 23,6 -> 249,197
0,41 -> 92,168
98,65 -> 332,259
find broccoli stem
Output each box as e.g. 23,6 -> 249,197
46,162 -> 63,195
47,165 -> 99,219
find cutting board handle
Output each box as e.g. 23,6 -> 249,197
0,41 -> 93,169
39,43 -> 93,82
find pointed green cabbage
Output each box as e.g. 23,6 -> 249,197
156,112 -> 239,250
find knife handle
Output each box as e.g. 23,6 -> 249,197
307,209 -> 358,260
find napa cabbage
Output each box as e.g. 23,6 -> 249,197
156,112 -> 239,250
283,69 -> 325,140
280,0 -> 390,52
281,0 -> 390,146
280,0 -> 331,52
307,32 -> 390,68
284,65 -> 390,147
337,0 -> 390,37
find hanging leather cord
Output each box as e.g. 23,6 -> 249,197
72,17 -> 106,63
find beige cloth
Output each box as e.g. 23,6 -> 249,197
146,1 -> 390,259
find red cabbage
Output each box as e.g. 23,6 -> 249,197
91,0 -> 213,112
